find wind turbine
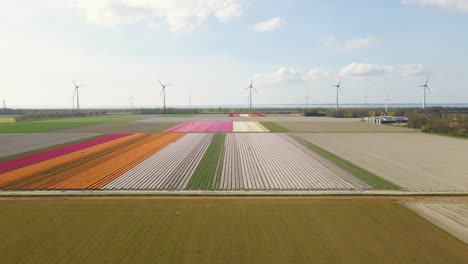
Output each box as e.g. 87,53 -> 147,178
384,95 -> 391,114
72,81 -> 84,111
332,79 -> 343,109
130,96 -> 135,111
418,75 -> 431,109
244,78 -> 257,111
159,80 -> 173,111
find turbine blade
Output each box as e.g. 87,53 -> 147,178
253,87 -> 258,93
160,87 -> 165,96
339,87 -> 343,96
338,79 -> 341,86
158,80 -> 164,87
73,80 -> 77,87
425,75 -> 429,85
165,84 -> 174,87
427,86 -> 432,94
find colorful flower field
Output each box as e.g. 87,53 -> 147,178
164,121 -> 269,133
229,113 -> 265,117
0,132 -> 379,191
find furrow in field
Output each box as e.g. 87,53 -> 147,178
103,134 -> 211,190
165,122 -> 232,133
0,133 -> 145,189
186,133 -> 226,190
43,133 -> 183,190
221,134 -> 361,190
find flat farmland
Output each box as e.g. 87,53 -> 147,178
0,133 -> 98,158
296,133 -> 468,191
53,122 -> 177,133
232,121 -> 269,132
404,199 -> 468,243
220,134 -> 369,190
0,197 -> 466,264
104,134 -> 212,190
280,121 -> 417,133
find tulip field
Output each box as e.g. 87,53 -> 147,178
229,113 -> 265,117
0,130 -> 396,191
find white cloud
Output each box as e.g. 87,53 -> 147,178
250,17 -> 283,32
320,37 -> 378,51
339,63 -> 427,78
254,66 -> 329,83
402,0 -> 468,12
73,0 -> 243,32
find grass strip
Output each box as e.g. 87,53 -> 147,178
291,135 -> 401,190
0,122 -> 99,133
260,122 -> 290,132
0,135 -> 103,162
159,114 -> 194,118
186,133 -> 225,190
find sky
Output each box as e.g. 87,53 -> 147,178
1,0 -> 468,109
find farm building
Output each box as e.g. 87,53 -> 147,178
363,116 -> 408,125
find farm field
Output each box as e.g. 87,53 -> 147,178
0,116 -> 146,133
0,117 -> 15,123
404,199 -> 468,243
136,115 -> 362,123
0,133 -> 183,190
232,121 -> 269,132
53,122 -> 177,133
104,133 -> 212,190
295,133 -> 468,191
0,197 -> 466,264
220,134 -> 370,190
280,121 -> 417,133
165,122 -> 232,132
0,133 -> 98,158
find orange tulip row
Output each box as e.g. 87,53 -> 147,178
0,133 -> 184,190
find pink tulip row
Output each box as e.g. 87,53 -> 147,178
165,122 -> 233,133
0,133 -> 131,174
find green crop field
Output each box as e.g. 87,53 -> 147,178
0,117 -> 16,123
292,135 -> 401,190
0,122 -> 98,133
0,117 -> 144,133
42,117 -> 143,123
260,122 -> 290,132
0,197 -> 466,264
187,133 -> 226,190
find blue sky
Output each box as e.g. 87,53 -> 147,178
1,0 -> 467,108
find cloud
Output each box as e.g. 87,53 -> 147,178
339,63 -> 427,78
254,66 -> 329,83
250,17 -> 283,32
320,37 -> 378,51
402,0 -> 468,12
73,0 -> 243,32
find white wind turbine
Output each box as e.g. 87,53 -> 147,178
332,79 -> 343,109
72,80 -> 84,111
385,95 -> 391,114
418,75 -> 431,109
244,78 -> 257,111
159,80 -> 173,111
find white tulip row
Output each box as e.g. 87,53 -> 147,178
232,122 -> 269,133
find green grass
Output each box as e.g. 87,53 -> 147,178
0,198 -> 467,263
0,122 -> 98,133
41,117 -> 143,123
260,122 -> 290,132
186,133 -> 226,190
159,114 -> 194,117
0,116 -> 144,133
0,117 -> 16,123
292,135 -> 401,190
0,135 -> 102,162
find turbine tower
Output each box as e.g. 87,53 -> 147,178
418,75 -> 431,109
159,80 -> 173,111
130,96 -> 135,111
72,81 -> 84,111
244,78 -> 257,111
385,95 -> 391,114
332,79 -> 343,109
